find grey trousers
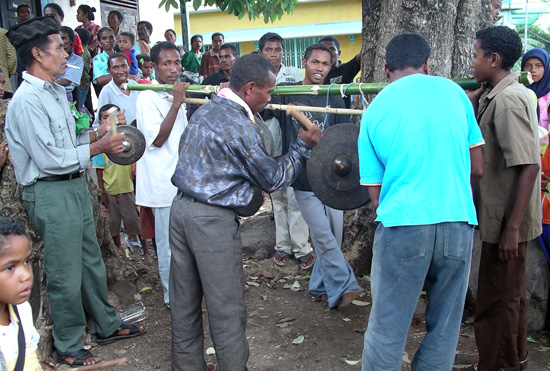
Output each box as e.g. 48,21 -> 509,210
169,193 -> 249,371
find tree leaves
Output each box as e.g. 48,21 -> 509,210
158,0 -> 298,23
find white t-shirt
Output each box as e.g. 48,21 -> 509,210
94,79 -> 140,126
136,89 -> 188,207
0,302 -> 41,371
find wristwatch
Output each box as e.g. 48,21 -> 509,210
93,127 -> 100,141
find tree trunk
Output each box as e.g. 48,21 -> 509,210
343,0 -> 492,274
0,99 -> 145,360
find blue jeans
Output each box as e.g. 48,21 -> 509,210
362,222 -> 473,371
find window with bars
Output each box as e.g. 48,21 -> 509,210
282,37 -> 321,68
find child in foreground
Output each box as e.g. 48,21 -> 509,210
0,217 -> 42,370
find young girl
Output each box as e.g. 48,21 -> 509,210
137,55 -> 154,84
93,27 -> 115,88
0,217 -> 42,371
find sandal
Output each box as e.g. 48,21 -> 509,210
58,349 -> 99,367
125,236 -> 144,255
299,252 -> 316,270
96,322 -> 146,345
273,251 -> 290,266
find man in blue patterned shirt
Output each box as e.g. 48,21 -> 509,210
169,53 -> 322,371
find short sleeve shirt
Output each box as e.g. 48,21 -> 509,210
477,71 -> 542,243
93,154 -> 133,195
93,51 -> 109,84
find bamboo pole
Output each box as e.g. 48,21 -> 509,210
167,96 -> 366,115
121,72 -> 532,96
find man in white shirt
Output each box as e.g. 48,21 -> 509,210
94,53 -> 140,126
258,32 -> 314,270
136,42 -> 189,308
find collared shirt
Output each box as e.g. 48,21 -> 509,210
93,51 -> 110,84
181,50 -> 202,73
56,51 -> 84,93
94,79 -> 140,126
5,72 -> 91,186
202,68 -> 229,86
198,49 -> 221,77
477,71 -> 542,243
135,89 -> 188,207
0,28 -> 16,93
172,94 -> 311,209
276,64 -> 303,84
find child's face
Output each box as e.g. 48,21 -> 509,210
99,30 -> 115,52
0,236 -> 33,306
0,72 -> 5,99
118,35 -> 133,52
141,61 -> 154,78
99,109 -> 116,126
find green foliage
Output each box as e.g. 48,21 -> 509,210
516,24 -> 550,51
158,0 -> 297,23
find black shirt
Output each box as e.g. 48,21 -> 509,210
323,56 -> 361,108
203,69 -> 230,86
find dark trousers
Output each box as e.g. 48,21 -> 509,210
169,193 -> 249,371
475,242 -> 528,371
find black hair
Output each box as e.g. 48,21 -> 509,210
150,41 -> 179,65
220,43 -> 238,57
59,26 -> 75,43
475,26 -> 522,70
303,43 -> 334,63
75,28 -> 91,46
212,32 -> 224,40
0,217 -> 29,251
165,29 -> 176,37
137,21 -> 153,33
16,4 -> 30,13
137,54 -> 151,68
78,5 -> 96,21
44,3 -> 64,19
119,31 -> 135,44
319,36 -> 340,50
107,53 -> 128,69
385,33 -> 431,72
98,27 -> 114,39
230,53 -> 276,91
99,103 -> 119,117
17,35 -> 55,68
259,32 -> 284,51
191,34 -> 203,44
108,10 -> 123,22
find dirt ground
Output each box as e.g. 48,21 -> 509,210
56,218 -> 550,370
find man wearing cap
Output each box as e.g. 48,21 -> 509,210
5,16 -> 146,367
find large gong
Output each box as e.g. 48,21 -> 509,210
307,123 -> 370,210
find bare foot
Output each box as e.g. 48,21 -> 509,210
63,351 -> 100,366
337,291 -> 362,310
207,363 -> 217,371
144,253 -> 152,266
320,294 -> 328,303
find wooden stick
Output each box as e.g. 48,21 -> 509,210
106,107 -> 118,136
286,104 -> 313,130
167,96 -> 365,115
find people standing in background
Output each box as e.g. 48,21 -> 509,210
75,5 -> 100,57
75,28 -> 93,116
93,27 -> 116,88
181,34 -> 203,74
165,29 -> 177,44
521,48 -> 550,133
0,28 -> 16,99
55,27 -> 84,104
16,4 -> 32,23
199,32 -> 224,77
108,10 -> 124,39
134,21 -> 153,56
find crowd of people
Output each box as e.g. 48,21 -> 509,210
0,0 -> 546,370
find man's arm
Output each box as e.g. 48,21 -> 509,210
152,82 -> 189,147
96,74 -> 112,86
499,163 -> 539,260
367,185 -> 381,211
470,145 -> 484,186
198,54 -> 209,77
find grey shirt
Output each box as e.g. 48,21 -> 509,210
5,72 -> 91,186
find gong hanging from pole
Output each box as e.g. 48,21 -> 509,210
307,123 -> 370,210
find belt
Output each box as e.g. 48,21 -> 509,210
38,170 -> 84,182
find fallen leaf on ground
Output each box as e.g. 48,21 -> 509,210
276,317 -> 295,324
292,335 -> 304,344
206,347 -> 215,355
290,281 -> 301,292
527,336 -> 538,343
246,281 -> 260,287
403,352 -> 410,363
261,270 -> 275,279
276,322 -> 289,328
344,359 -> 360,365
139,287 -> 152,293
295,274 -> 311,280
351,300 -> 370,307
283,284 -> 291,289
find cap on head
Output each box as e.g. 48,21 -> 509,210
7,16 -> 58,50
